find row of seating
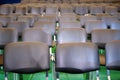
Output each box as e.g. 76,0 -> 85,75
3,31 -> 120,80
21,0 -> 120,3
0,3 -> 120,15
0,14 -> 120,36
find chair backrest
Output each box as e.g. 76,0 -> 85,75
110,21 -> 120,30
4,42 -> 50,73
56,42 -> 100,73
106,40 -> 120,70
92,29 -> 120,48
57,28 -> 86,44
0,16 -> 13,27
60,21 -> 82,29
89,5 -> 103,15
0,28 -> 18,49
23,28 -> 52,46
80,15 -> 97,26
33,21 -> 56,35
18,16 -> 34,27
7,21 -> 29,36
85,20 -> 107,34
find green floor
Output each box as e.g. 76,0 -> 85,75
0,65 -> 120,80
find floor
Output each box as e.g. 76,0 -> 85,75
0,64 -> 120,80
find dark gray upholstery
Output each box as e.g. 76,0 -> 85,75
85,20 -> 107,34
106,40 -> 120,70
111,21 -> 120,30
56,42 -> 100,73
92,29 -> 120,48
4,42 -> 50,73
18,16 -> 34,27
60,21 -> 82,28
0,28 -> 17,49
7,21 -> 29,36
34,21 -> 56,35
23,28 -> 52,46
57,28 -> 86,44
0,16 -> 12,27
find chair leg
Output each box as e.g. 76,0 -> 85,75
46,71 -> 49,80
107,70 -> 111,80
56,72 -> 59,80
5,72 -> 8,80
96,70 -> 99,80
13,73 -> 19,80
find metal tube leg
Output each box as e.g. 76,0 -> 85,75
5,72 -> 8,80
46,71 -> 48,80
96,70 -> 99,80
56,72 -> 59,80
107,70 -> 111,80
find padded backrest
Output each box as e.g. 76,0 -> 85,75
90,5 -> 103,14
0,16 -> 12,27
0,28 -> 18,48
80,15 -> 97,26
4,42 -> 50,73
105,6 -> 118,15
74,4 -> 88,15
85,20 -> 107,34
33,21 -> 55,35
18,16 -> 34,27
110,21 -> 120,30
37,16 -> 56,23
30,6 -> 41,14
56,42 -> 99,73
106,40 -> 120,70
7,21 -> 29,36
60,21 -> 82,28
57,28 -> 86,44
23,28 -> 52,46
92,29 -> 120,48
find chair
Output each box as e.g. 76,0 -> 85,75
17,15 -> 34,27
33,21 -> 56,35
74,4 -> 88,15
105,6 -> 118,15
110,21 -> 120,30
0,15 -> 13,27
29,6 -> 41,15
85,20 -> 107,34
101,15 -> 118,27
0,5 -> 10,15
37,15 -> 56,23
59,14 -> 77,22
22,28 -> 52,46
0,28 -> 18,49
60,5 -> 74,14
56,42 -> 100,80
45,5 -> 59,15
112,13 -> 120,20
7,21 -> 29,36
89,5 -> 103,15
80,15 -> 97,26
57,28 -> 86,44
14,6 -> 26,15
105,40 -> 120,80
59,21 -> 82,29
92,29 -> 120,48
4,42 -> 50,80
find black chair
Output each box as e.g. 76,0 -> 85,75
55,42 -> 100,80
4,42 -> 50,80
106,40 -> 120,80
